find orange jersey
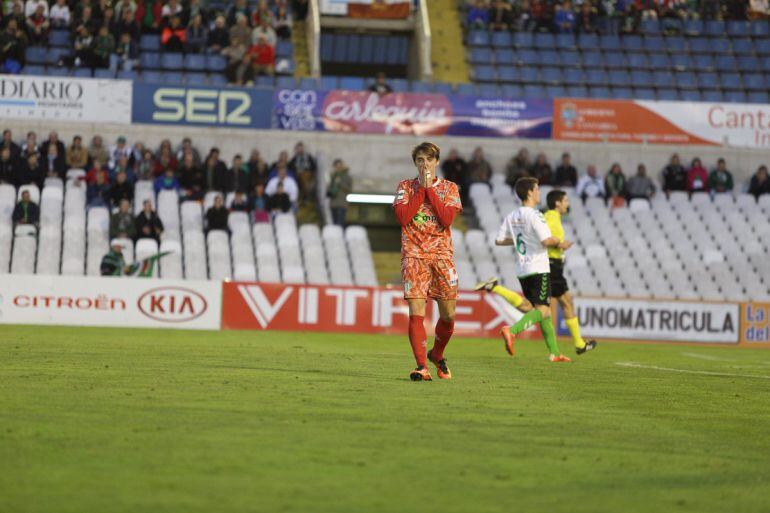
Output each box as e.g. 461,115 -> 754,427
393,177 -> 462,259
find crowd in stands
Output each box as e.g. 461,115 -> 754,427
466,0 -> 770,34
441,146 -> 770,206
0,128 -> 354,241
0,0 -> 304,79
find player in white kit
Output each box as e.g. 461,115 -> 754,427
495,177 -> 572,362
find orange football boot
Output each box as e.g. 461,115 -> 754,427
409,366 -> 433,381
549,354 -> 572,363
427,349 -> 452,380
500,326 -> 515,356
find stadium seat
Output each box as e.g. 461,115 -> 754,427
49,30 -> 69,47
161,53 -> 184,70
206,54 -> 227,72
533,33 -> 555,49
139,52 -> 161,69
513,32 -> 533,48
704,20 -> 725,37
633,87 -> 655,100
473,66 -> 495,82
491,31 -> 512,48
470,47 -> 492,64
139,35 -> 160,52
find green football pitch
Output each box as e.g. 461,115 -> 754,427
1,325 -> 769,513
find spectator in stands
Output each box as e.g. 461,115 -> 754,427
207,15 -> 229,53
85,158 -> 107,185
441,148 -> 468,202
250,183 -> 270,223
605,163 -> 626,207
505,148 -> 531,189
229,13 -> 251,49
25,4 -> 50,45
40,131 -> 65,160
249,35 -> 275,76
489,0 -> 513,30
686,157 -> 708,194
109,198 -> 136,239
227,0 -> 251,27
749,0 -> 769,19
231,191 -> 249,212
93,25 -> 115,68
749,165 -> 770,198
65,135 -> 89,170
115,8 -> 140,41
267,182 -> 291,215
205,194 -> 229,233
227,154 -> 250,193
252,18 -> 276,47
183,0 -> 207,26
110,170 -> 133,205
160,0 -> 183,22
265,165 -> 299,208
134,199 -> 163,243
203,148 -> 228,192
625,163 -> 656,201
274,5 -> 292,39
467,0 -> 490,29
139,0 -> 163,33
270,150 -> 291,177
530,0 -> 554,32
290,142 -> 317,202
21,131 -> 38,159
74,5 -> 98,35
328,158 -> 352,227
0,19 -> 27,74
468,147 -> 492,186
109,137 -> 132,172
70,25 -> 95,68
49,0 -> 71,27
175,137 -> 201,166
136,149 -> 157,180
154,145 -> 178,175
0,148 -> 20,184
576,164 -> 605,200
42,144 -> 67,180
554,0 -> 576,32
247,149 -> 269,185
87,169 -> 111,207
367,72 -> 393,95
2,130 -> 21,159
662,153 -> 687,195
178,153 -> 205,201
154,167 -> 180,194
161,15 -> 186,51
12,190 -> 39,229
89,135 -> 109,165
111,31 -> 138,71
708,158 -> 734,195
576,1 -> 599,33
100,240 -> 131,276
222,37 -> 252,85
529,153 -> 552,185
185,13 -> 207,53
554,152 -> 577,187
16,154 -> 44,189
252,0 -> 273,26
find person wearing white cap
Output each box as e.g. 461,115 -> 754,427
100,239 -> 132,276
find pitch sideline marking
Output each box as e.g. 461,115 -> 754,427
681,352 -> 770,367
615,361 -> 770,380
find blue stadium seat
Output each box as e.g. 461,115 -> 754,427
726,20 -> 750,37
608,69 -> 631,87
476,83 -> 499,97
577,33 -> 599,50
743,73 -> 767,90
747,91 -> 770,103
372,35 -> 387,62
25,47 -> 47,64
358,35 -> 373,63
533,33 -> 555,48
467,30 -> 489,47
660,18 -> 682,34
688,37 -> 710,54
538,49 -> 560,65
161,72 -> 180,85
610,87 -> 631,99
276,75 -> 296,89
501,84 -> 523,97
633,87 -> 656,100
49,30 -> 69,47
665,36 -> 686,54
643,36 -> 664,53
737,55 -> 760,72
337,76 -> 363,90
206,54 -> 226,72
94,68 -> 113,78
298,77 -> 317,90
139,35 -> 160,52
762,56 -> 770,71
519,67 -> 539,83
346,35 -> 361,63
555,34 -> 575,50
732,39 -> 755,55
715,55 -> 737,72
517,49 -> 538,65
523,84 -> 546,98
332,34 -> 348,62
255,75 -> 274,88
117,69 -> 137,80
724,90 -> 747,103
470,47 -> 493,64
276,40 -> 294,58
389,78 -> 408,92
563,85 -> 585,98
600,35 -> 621,49
683,19 -> 703,36
628,53 -> 648,69
590,69 -> 608,85
697,71 -> 719,89
139,52 -> 161,70
603,51 -> 625,69
657,88 -> 679,101
640,19 -> 660,35
45,48 -> 67,66
546,85 -> 566,97
712,38 -> 731,54
491,31 -> 512,48
22,64 -> 45,75
276,58 -> 295,75
679,89 -> 702,102
47,67 -> 69,77
396,36 -> 410,65
456,83 -> 475,95
320,33 -> 334,60
513,32 -> 533,48
473,65 -> 496,82
720,72 -> 742,90
702,90 -> 723,102
494,48 -> 515,65
631,70 -> 654,87
653,71 -> 675,88
561,50 -> 580,65
622,35 -> 643,52
184,54 -> 206,71
497,66 -> 518,82
588,86 -> 610,98
540,67 -> 562,84
185,72 -> 208,86
750,20 -> 770,38
693,54 -> 714,71
648,53 -> 671,69
142,70 -> 163,83
319,76 -> 338,90
563,68 -> 586,85
208,73 -> 227,87
675,71 -> 697,89
161,52 -> 184,71
433,82 -> 453,94
671,54 -> 693,70
704,20 -> 725,37
581,50 -> 602,68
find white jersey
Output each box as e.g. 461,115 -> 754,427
497,206 -> 552,277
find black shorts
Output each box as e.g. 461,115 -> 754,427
518,273 -> 551,306
549,258 -> 569,298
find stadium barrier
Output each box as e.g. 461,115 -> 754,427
740,302 -> 770,345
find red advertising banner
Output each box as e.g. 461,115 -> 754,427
348,1 -> 410,18
221,282 -> 540,339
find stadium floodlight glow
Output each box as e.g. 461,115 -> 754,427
345,193 -> 396,204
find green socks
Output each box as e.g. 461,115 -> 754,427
510,309 -> 543,335
539,317 -> 561,356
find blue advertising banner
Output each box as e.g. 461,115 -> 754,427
273,89 -> 552,138
132,83 -> 273,129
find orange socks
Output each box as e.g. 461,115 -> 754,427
408,315 -> 427,367
432,319 -> 454,361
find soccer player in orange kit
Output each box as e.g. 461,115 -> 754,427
392,142 -> 463,381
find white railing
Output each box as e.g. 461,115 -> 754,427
306,0 -> 322,78
416,0 -> 432,81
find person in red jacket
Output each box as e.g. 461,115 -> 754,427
392,142 -> 462,381
248,35 -> 275,76
687,157 -> 709,194
161,15 -> 186,51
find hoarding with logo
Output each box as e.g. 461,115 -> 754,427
221,282 -> 540,338
131,83 -> 273,129
553,98 -> 770,148
0,275 -> 221,330
0,74 -> 132,123
273,89 -> 552,138
740,302 -> 770,345
556,297 -> 740,344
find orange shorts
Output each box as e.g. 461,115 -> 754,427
401,257 -> 458,300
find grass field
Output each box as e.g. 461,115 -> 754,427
1,325 -> 770,513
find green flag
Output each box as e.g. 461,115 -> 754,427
127,251 -> 172,278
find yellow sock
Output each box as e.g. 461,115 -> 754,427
492,285 -> 524,308
565,317 -> 586,349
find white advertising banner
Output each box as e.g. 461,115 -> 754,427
566,298 -> 740,343
0,74 -> 132,123
0,274 -> 221,330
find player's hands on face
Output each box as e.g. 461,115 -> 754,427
418,159 -> 436,188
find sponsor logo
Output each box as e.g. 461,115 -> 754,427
412,213 -> 437,226
151,88 -> 251,125
12,294 -> 126,310
137,287 -> 208,323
